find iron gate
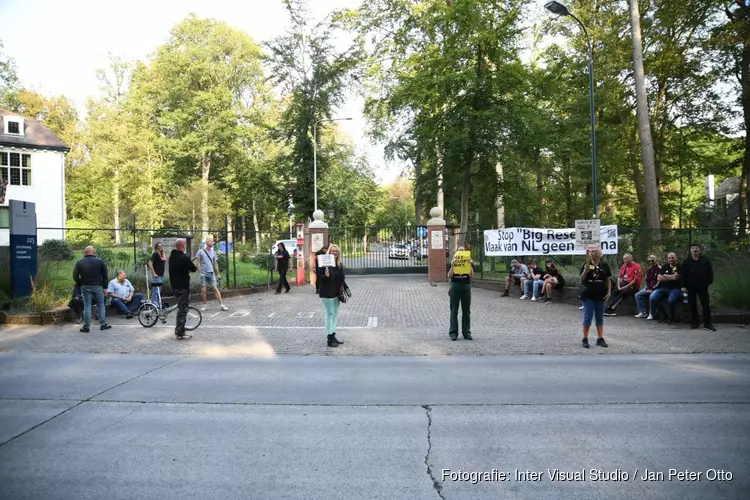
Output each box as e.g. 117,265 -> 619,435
327,226 -> 429,275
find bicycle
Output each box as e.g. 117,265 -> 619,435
137,265 -> 202,330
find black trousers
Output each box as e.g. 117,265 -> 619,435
276,268 -> 290,293
688,288 -> 712,326
608,287 -> 636,311
174,288 -> 190,334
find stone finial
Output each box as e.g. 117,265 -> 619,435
309,209 -> 328,229
427,206 -> 445,227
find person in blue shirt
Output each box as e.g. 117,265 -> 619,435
106,271 -> 144,319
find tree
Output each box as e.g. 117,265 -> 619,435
0,40 -> 18,97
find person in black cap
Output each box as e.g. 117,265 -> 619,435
681,244 -> 715,331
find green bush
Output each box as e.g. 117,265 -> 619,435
710,255 -> 750,311
39,239 -> 74,262
251,254 -> 271,270
29,278 -> 57,312
95,247 -> 114,264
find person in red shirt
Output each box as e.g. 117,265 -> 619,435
604,253 -> 642,316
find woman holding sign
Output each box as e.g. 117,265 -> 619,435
579,247 -> 611,348
316,244 -> 346,347
447,246 -> 474,341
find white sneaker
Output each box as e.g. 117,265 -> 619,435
530,297 -> 538,302
647,314 -> 654,320
200,306 -> 208,311
635,312 -> 647,318
221,304 -> 229,311
519,295 -> 528,300
578,305 -> 584,310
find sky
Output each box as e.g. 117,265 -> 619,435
0,0 -> 550,185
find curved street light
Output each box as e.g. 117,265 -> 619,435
313,117 -> 353,212
545,1 -> 598,218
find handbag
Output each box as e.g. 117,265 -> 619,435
339,282 -> 352,303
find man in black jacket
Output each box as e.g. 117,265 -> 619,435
72,246 -> 111,333
169,238 -> 197,339
681,244 -> 716,331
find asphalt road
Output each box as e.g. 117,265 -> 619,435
1,353 -> 748,500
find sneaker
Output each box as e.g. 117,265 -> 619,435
578,305 -> 584,310
544,298 -> 551,303
596,337 -> 608,348
200,306 -> 208,311
647,314 -> 655,320
176,334 -> 192,340
100,324 -> 111,331
519,295 -> 528,300
704,324 -> 716,332
501,290 -> 509,297
79,327 -> 90,333
582,337 -> 590,348
221,304 -> 229,311
635,312 -> 647,318
530,297 -> 538,302
604,310 -> 616,317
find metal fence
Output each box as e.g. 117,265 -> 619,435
328,225 -> 429,273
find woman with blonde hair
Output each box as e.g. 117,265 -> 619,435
316,243 -> 346,347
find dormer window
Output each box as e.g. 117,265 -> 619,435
4,118 -> 23,135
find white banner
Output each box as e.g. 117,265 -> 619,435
483,225 -> 618,256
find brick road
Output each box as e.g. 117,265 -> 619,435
0,275 -> 747,356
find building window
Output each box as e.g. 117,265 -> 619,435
0,151 -> 31,186
7,121 -> 20,134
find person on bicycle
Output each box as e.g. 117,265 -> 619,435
169,238 -> 197,340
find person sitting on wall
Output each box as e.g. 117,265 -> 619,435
648,252 -> 682,324
635,255 -> 660,318
502,259 -> 529,297
604,252 -> 643,316
106,270 -> 145,319
520,262 -> 545,301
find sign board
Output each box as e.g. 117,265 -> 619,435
151,235 -> 193,259
317,254 -> 335,268
311,233 -> 324,253
452,250 -> 472,275
417,226 -> 427,238
9,200 -> 37,298
575,219 -> 601,251
431,230 -> 444,250
483,225 -> 618,256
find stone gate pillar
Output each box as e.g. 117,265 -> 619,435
427,207 -> 447,284
307,210 -> 329,287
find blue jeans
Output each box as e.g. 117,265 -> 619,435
111,294 -> 144,315
81,285 -> 106,329
650,288 -> 682,320
635,288 -> 652,314
524,279 -> 545,298
582,298 -> 605,327
152,285 -> 162,308
321,298 -> 341,336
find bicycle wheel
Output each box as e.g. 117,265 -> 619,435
138,303 -> 159,328
184,306 -> 203,331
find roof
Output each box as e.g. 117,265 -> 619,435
0,109 -> 70,152
715,176 -> 740,198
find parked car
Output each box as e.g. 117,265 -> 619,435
389,243 -> 409,259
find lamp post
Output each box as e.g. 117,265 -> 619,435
545,1 -> 598,218
313,117 -> 353,212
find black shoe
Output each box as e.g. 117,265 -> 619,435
596,337 -> 608,348
331,333 -> 344,345
327,334 -> 339,347
80,327 -> 90,333
100,324 -> 111,331
582,337 -> 590,348
691,324 -> 700,329
274,291 -> 281,295
544,298 -> 551,303
501,290 -> 509,297
462,333 -> 473,340
285,289 -> 290,293
449,333 -> 458,341
126,313 -> 133,319
176,333 -> 192,340
604,310 -> 616,317
704,324 -> 716,332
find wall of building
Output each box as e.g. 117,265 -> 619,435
0,147 -> 65,245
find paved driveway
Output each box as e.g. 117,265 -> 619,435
0,275 -> 747,356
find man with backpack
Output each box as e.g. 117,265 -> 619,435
194,235 -> 229,312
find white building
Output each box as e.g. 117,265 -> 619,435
0,109 -> 68,245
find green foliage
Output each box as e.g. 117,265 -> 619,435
711,255 -> 750,310
28,279 -> 57,313
39,240 -> 74,262
95,247 -> 114,264
251,254 -> 271,270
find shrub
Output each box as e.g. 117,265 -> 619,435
95,247 -> 114,264
29,278 -> 57,312
710,255 -> 750,311
251,254 -> 271,270
39,239 -> 75,262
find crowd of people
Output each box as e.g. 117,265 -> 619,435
70,235 -> 230,339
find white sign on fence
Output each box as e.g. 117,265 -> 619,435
575,219 -> 601,251
483,225 -> 618,256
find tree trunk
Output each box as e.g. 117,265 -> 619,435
564,169 -> 573,227
629,0 -> 662,232
496,162 -> 505,228
113,168 -> 120,245
241,214 -> 247,244
413,154 -> 424,225
534,147 -> 543,221
201,155 -> 210,233
740,34 -> 750,237
252,198 -> 261,253
628,120 -> 646,221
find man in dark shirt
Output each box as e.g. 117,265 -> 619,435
169,238 -> 197,340
681,245 -> 715,331
648,252 -> 682,324
447,247 -> 474,341
635,255 -> 660,318
72,245 -> 110,333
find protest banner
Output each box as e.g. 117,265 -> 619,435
483,225 -> 618,257
452,251 -> 472,274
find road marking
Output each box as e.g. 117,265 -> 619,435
230,311 -> 249,318
268,312 -> 276,318
367,317 -> 378,328
296,312 -> 315,318
117,324 -> 369,330
206,312 -> 220,318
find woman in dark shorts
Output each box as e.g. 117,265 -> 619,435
542,259 -> 565,303
148,242 -> 166,307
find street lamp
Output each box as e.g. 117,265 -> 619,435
545,1 -> 598,218
313,117 -> 353,212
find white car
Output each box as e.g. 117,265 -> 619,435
389,243 -> 409,259
271,239 -> 298,256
